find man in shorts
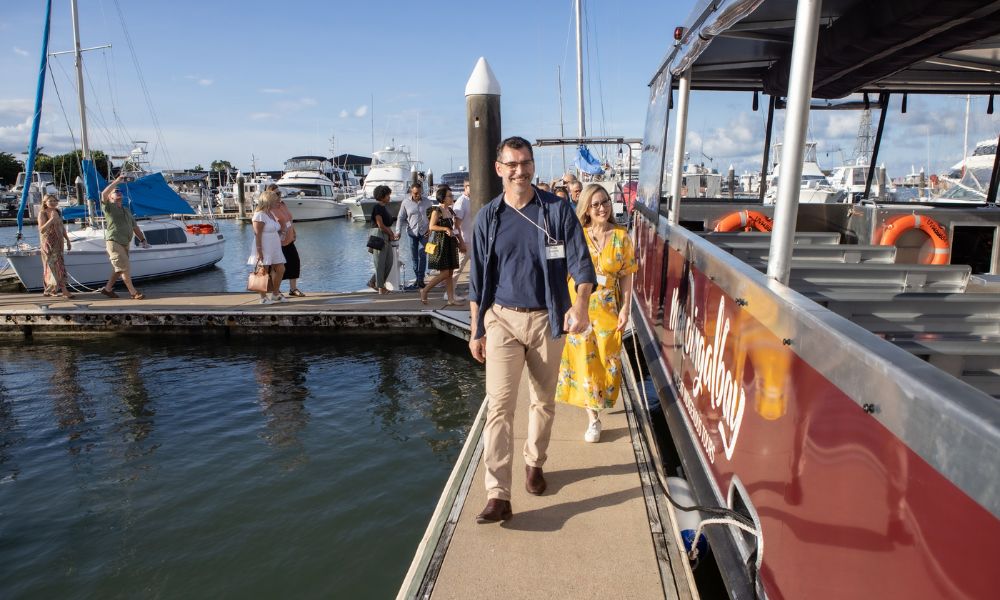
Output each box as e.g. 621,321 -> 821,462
98,175 -> 150,299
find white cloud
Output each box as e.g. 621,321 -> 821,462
250,112 -> 277,121
339,109 -> 348,118
275,97 -> 317,112
259,88 -> 287,94
353,105 -> 368,118
13,47 -> 28,57
184,75 -> 213,86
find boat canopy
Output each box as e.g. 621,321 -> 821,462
660,0 -> 1000,97
63,159 -> 194,219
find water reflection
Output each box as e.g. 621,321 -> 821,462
118,355 -> 157,453
255,353 -> 310,468
49,346 -> 96,457
0,361 -> 19,483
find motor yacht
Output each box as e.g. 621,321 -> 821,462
275,156 -> 348,221
341,146 -> 421,222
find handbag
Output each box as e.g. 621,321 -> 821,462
425,241 -> 438,255
366,235 -> 385,251
247,263 -> 270,292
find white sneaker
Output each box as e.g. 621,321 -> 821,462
272,293 -> 288,303
259,297 -> 272,305
584,419 -> 602,443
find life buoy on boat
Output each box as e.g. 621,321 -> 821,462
714,210 -> 774,233
878,213 -> 950,265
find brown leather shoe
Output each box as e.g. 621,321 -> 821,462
525,465 -> 547,495
476,499 -> 512,524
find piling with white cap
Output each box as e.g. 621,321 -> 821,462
465,57 -> 502,218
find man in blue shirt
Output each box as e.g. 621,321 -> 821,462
469,136 -> 596,523
394,182 -> 432,290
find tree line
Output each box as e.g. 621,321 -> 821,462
0,151 -> 236,190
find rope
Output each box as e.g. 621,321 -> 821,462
688,516 -> 762,564
66,266 -> 101,293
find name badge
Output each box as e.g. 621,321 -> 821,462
545,240 -> 566,260
596,274 -> 608,287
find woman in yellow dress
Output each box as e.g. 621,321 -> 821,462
555,184 -> 637,442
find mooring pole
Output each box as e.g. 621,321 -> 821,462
236,175 -> 246,220
465,57 -> 502,220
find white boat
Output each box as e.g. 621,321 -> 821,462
765,142 -> 847,204
938,138 -> 997,201
276,156 -> 348,221
827,157 -> 895,201
10,171 -> 60,218
2,219 -> 224,291
341,146 -> 420,222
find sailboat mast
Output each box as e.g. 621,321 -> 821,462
575,0 -> 585,138
557,66 -> 567,174
70,0 -> 90,161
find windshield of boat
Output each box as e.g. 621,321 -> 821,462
284,158 -> 327,172
279,184 -> 336,197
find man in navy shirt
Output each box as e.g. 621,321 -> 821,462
468,136 -> 596,523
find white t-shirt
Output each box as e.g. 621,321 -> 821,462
452,194 -> 473,246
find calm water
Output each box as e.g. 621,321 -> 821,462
2,217 -> 389,294
0,334 -> 484,599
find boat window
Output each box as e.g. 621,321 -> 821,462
143,226 -> 187,245
852,169 -> 866,185
640,70 -> 671,211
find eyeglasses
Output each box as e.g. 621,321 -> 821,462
498,159 -> 534,171
589,199 -> 612,210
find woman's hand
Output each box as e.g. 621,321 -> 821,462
65,239 -> 71,250
616,306 -> 631,332
256,251 -> 264,263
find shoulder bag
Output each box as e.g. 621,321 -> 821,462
366,235 -> 386,251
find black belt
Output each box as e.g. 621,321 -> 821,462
497,304 -> 546,313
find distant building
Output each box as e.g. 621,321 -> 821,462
331,154 -> 371,178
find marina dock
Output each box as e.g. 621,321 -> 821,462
0,288 -> 698,598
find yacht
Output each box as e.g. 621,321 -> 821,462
827,157 -> 895,201
341,146 -> 421,222
764,142 -> 847,204
938,138 -> 997,201
9,171 -> 60,218
275,156 -> 348,221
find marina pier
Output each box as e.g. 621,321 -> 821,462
0,289 -> 700,598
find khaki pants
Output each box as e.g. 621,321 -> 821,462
483,305 -> 565,501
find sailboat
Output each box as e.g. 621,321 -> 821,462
0,0 -> 224,292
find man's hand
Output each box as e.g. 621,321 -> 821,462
469,337 -> 486,363
563,302 -> 590,334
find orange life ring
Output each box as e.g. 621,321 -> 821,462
714,210 -> 774,233
878,214 -> 950,265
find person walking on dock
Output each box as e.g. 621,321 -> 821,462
248,190 -> 287,304
269,184 -> 305,297
449,180 -> 472,298
420,185 -> 462,306
98,175 -> 150,300
395,182 -> 432,290
468,136 -> 595,523
367,185 -> 398,294
555,184 -> 637,443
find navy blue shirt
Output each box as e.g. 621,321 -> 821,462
469,188 -> 597,339
493,200 -> 547,308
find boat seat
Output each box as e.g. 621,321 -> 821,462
885,336 -> 1000,398
814,294 -> 1000,335
748,263 -> 971,293
699,231 -> 843,245
721,243 -> 896,264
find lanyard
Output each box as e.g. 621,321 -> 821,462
504,192 -> 557,244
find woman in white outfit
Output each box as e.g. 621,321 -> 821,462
248,190 -> 287,304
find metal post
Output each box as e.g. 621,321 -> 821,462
758,94 -> 776,202
70,0 -> 90,162
877,165 -> 887,201
236,174 -> 246,220
668,70 -> 691,225
863,92 -> 890,199
767,0 -> 824,285
728,164 -> 736,200
465,57 -> 502,219
575,0 -> 586,138
987,132 -> 1000,204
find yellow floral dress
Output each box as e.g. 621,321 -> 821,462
556,225 -> 637,410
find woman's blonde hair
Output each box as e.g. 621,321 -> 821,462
42,194 -> 59,206
575,184 -> 609,227
256,189 -> 279,211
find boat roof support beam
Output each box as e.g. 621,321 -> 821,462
758,94 -> 776,203
863,92 -> 891,200
768,0 -> 824,286
987,131 -> 1000,204
668,70 -> 692,225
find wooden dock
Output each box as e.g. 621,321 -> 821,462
0,287 -> 699,598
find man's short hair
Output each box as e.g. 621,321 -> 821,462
373,185 -> 391,201
409,182 -> 422,191
496,136 -> 534,161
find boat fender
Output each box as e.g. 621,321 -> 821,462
714,210 -> 773,232
878,213 -> 950,265
666,476 -> 709,558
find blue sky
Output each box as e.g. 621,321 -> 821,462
1,1 -> 996,183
